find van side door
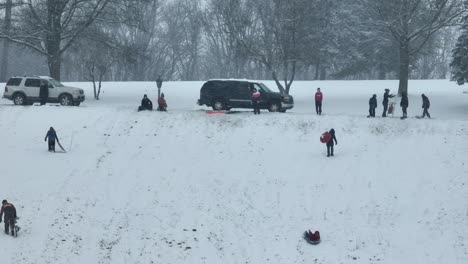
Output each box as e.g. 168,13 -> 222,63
229,81 -> 251,108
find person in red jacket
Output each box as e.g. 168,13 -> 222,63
0,199 -> 17,236
304,230 -> 321,244
157,93 -> 167,111
315,88 -> 323,115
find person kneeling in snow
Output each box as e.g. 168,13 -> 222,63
304,230 -> 321,244
157,93 -> 167,111
138,94 -> 153,111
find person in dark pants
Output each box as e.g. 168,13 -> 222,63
251,88 -> 261,115
421,94 -> 431,118
400,92 -> 408,119
315,88 -> 323,115
39,80 -> 49,106
326,128 -> 338,157
44,127 -> 59,152
138,94 -> 153,111
0,199 -> 17,236
157,93 -> 167,111
368,94 -> 377,117
382,88 -> 395,117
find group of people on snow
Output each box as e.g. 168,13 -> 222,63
367,89 -> 431,119
138,93 -> 167,112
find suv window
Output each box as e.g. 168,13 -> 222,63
6,78 -> 22,86
25,79 -> 41,87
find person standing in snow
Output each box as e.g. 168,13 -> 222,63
382,88 -> 395,117
315,88 -> 323,115
0,199 -> 17,236
421,94 -> 431,118
39,80 -> 49,106
251,88 -> 261,115
368,94 -> 377,117
44,127 -> 59,152
157,93 -> 167,111
400,92 -> 408,119
138,94 -> 153,111
326,128 -> 338,157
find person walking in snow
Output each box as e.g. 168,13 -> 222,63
157,93 -> 167,111
315,87 -> 323,115
421,94 -> 431,118
326,128 -> 338,157
0,199 -> 17,236
368,94 -> 377,117
39,80 -> 49,106
251,87 -> 261,115
44,127 -> 59,152
138,94 -> 153,111
400,92 -> 408,119
382,88 -> 395,117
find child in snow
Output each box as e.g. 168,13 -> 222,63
251,88 -> 261,115
421,94 -> 431,118
0,199 -> 17,236
315,87 -> 323,115
138,94 -> 153,111
400,92 -> 408,119
368,94 -> 377,117
44,127 -> 59,152
157,93 -> 167,111
304,230 -> 321,244
326,128 -> 338,157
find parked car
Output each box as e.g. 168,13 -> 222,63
3,75 -> 85,106
197,79 -> 294,112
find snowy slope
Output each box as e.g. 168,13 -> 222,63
0,80 -> 467,264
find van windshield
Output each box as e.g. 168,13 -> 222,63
48,79 -> 64,87
258,83 -> 272,93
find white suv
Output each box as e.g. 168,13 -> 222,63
3,76 -> 85,106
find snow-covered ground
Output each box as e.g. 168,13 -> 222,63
0,79 -> 467,264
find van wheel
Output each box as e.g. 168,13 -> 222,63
13,94 -> 25,105
73,102 -> 81,106
268,102 -> 281,112
59,94 -> 73,106
212,99 -> 226,111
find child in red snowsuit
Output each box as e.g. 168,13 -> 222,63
157,93 -> 167,111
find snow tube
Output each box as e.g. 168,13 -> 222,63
207,110 -> 226,114
320,132 -> 331,143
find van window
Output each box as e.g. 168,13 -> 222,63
25,79 -> 41,87
6,78 -> 22,86
233,82 -> 250,96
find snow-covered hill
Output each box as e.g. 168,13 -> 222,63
0,80 -> 467,264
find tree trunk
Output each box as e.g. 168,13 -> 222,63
0,0 -> 13,82
48,53 -> 62,80
398,40 -> 410,95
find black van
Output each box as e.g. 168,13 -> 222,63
197,79 -> 294,112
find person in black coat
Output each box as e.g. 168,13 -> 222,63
326,128 -> 338,157
0,199 -> 17,236
400,92 -> 408,119
138,94 -> 153,111
44,127 -> 59,152
39,80 -> 49,106
382,88 -> 395,117
368,94 -> 377,117
421,94 -> 431,118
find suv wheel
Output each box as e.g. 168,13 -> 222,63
73,102 -> 81,106
59,94 -> 73,106
268,102 -> 281,112
212,99 -> 226,111
13,94 -> 25,105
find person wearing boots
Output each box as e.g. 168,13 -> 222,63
138,94 -> 153,111
0,199 -> 17,236
39,80 -> 49,106
368,94 -> 377,117
400,92 -> 408,119
44,127 -> 59,152
315,87 -> 323,115
251,88 -> 261,115
326,128 -> 338,157
157,93 -> 167,111
421,94 -> 431,118
382,88 -> 395,117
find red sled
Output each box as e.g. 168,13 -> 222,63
320,132 -> 331,143
206,110 -> 226,114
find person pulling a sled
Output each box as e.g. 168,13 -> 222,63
368,94 -> 377,117
400,92 -> 408,119
138,94 -> 153,111
0,200 -> 17,236
304,230 -> 321,244
326,128 -> 338,157
45,127 -> 60,152
421,94 -> 431,118
251,87 -> 261,115
157,93 -> 167,111
382,88 -> 395,117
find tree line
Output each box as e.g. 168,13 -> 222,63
1,0 -> 467,95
